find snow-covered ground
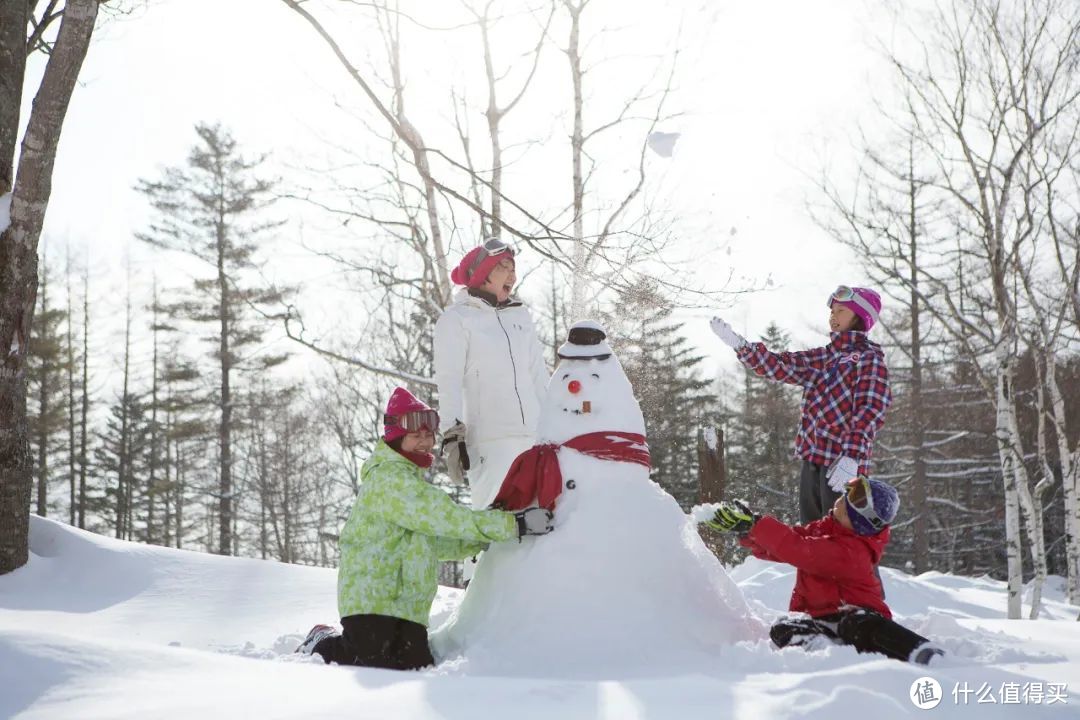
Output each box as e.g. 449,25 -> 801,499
1,516 -> 1077,719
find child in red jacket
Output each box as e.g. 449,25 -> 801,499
702,477 -> 943,665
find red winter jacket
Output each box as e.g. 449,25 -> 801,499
739,514 -> 891,619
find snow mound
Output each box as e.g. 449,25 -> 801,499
433,466 -> 763,679
691,502 -> 723,523
0,516 -> 339,651
2,517 -> 1080,719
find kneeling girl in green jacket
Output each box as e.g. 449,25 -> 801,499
297,387 -> 554,669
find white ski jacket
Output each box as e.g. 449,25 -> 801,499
434,289 -> 550,445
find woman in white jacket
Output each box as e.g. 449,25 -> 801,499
434,239 -> 550,512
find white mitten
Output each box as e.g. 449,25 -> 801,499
827,456 -> 859,492
710,316 -> 747,349
441,422 -> 469,485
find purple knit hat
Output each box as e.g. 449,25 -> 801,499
845,478 -> 900,536
828,286 -> 882,331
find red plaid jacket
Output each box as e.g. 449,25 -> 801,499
736,331 -> 891,476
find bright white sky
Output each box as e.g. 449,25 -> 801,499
22,0 -> 898,386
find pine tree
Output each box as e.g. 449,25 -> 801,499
603,280 -> 715,509
136,123 -> 288,556
26,250 -> 71,518
94,388 -> 151,540
237,381 -> 337,564
75,261 -> 92,529
63,246 -> 80,526
92,285 -> 148,540
159,349 -> 209,550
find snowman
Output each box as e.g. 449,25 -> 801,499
431,321 -> 759,678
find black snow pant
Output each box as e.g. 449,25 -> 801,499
313,614 -> 435,670
798,459 -> 885,597
798,459 -> 840,525
770,610 -> 932,663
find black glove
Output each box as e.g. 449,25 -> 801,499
514,507 -> 555,538
441,421 -> 469,485
704,500 -> 757,534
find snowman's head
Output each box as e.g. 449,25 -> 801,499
537,322 -> 646,443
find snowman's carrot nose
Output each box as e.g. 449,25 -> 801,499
568,380 -> 582,394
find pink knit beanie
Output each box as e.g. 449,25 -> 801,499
450,245 -> 515,288
383,387 -> 436,443
832,287 -> 882,331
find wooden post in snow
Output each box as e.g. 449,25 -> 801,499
698,426 -> 725,504
697,426 -> 727,560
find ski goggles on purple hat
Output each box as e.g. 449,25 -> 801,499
466,237 -> 515,278
827,285 -> 879,326
845,476 -> 887,533
383,409 -> 440,433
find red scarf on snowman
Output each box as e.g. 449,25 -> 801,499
490,431 -> 651,511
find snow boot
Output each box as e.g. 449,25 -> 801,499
296,624 -> 337,655
770,616 -> 841,649
911,642 -> 945,666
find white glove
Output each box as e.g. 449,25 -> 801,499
827,456 -> 859,492
710,316 -> 747,350
441,422 -> 469,485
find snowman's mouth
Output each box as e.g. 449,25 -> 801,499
568,400 -> 592,414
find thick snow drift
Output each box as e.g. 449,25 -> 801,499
2,517 -> 1078,719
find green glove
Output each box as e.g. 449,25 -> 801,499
704,500 -> 757,534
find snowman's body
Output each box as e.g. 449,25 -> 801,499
432,324 -> 756,678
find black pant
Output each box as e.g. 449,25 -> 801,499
770,610 -> 931,662
799,459 -> 839,524
313,614 -> 435,670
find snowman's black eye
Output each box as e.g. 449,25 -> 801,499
591,373 -> 599,379
562,373 -> 570,380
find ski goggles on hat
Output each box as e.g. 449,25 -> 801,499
845,476 -> 886,532
466,237 -> 515,279
827,285 -> 879,325
383,409 -> 439,433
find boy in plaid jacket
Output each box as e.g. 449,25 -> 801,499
711,286 -> 891,523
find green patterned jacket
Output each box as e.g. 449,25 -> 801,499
337,440 -> 518,626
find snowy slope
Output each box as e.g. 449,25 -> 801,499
1,516 -> 1078,719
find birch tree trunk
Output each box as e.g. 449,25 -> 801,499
1048,366 -> 1080,605
995,355 -> 1024,619
565,0 -> 587,319
475,1 -> 549,242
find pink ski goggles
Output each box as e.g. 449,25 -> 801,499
383,409 -> 439,433
828,285 -> 879,325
